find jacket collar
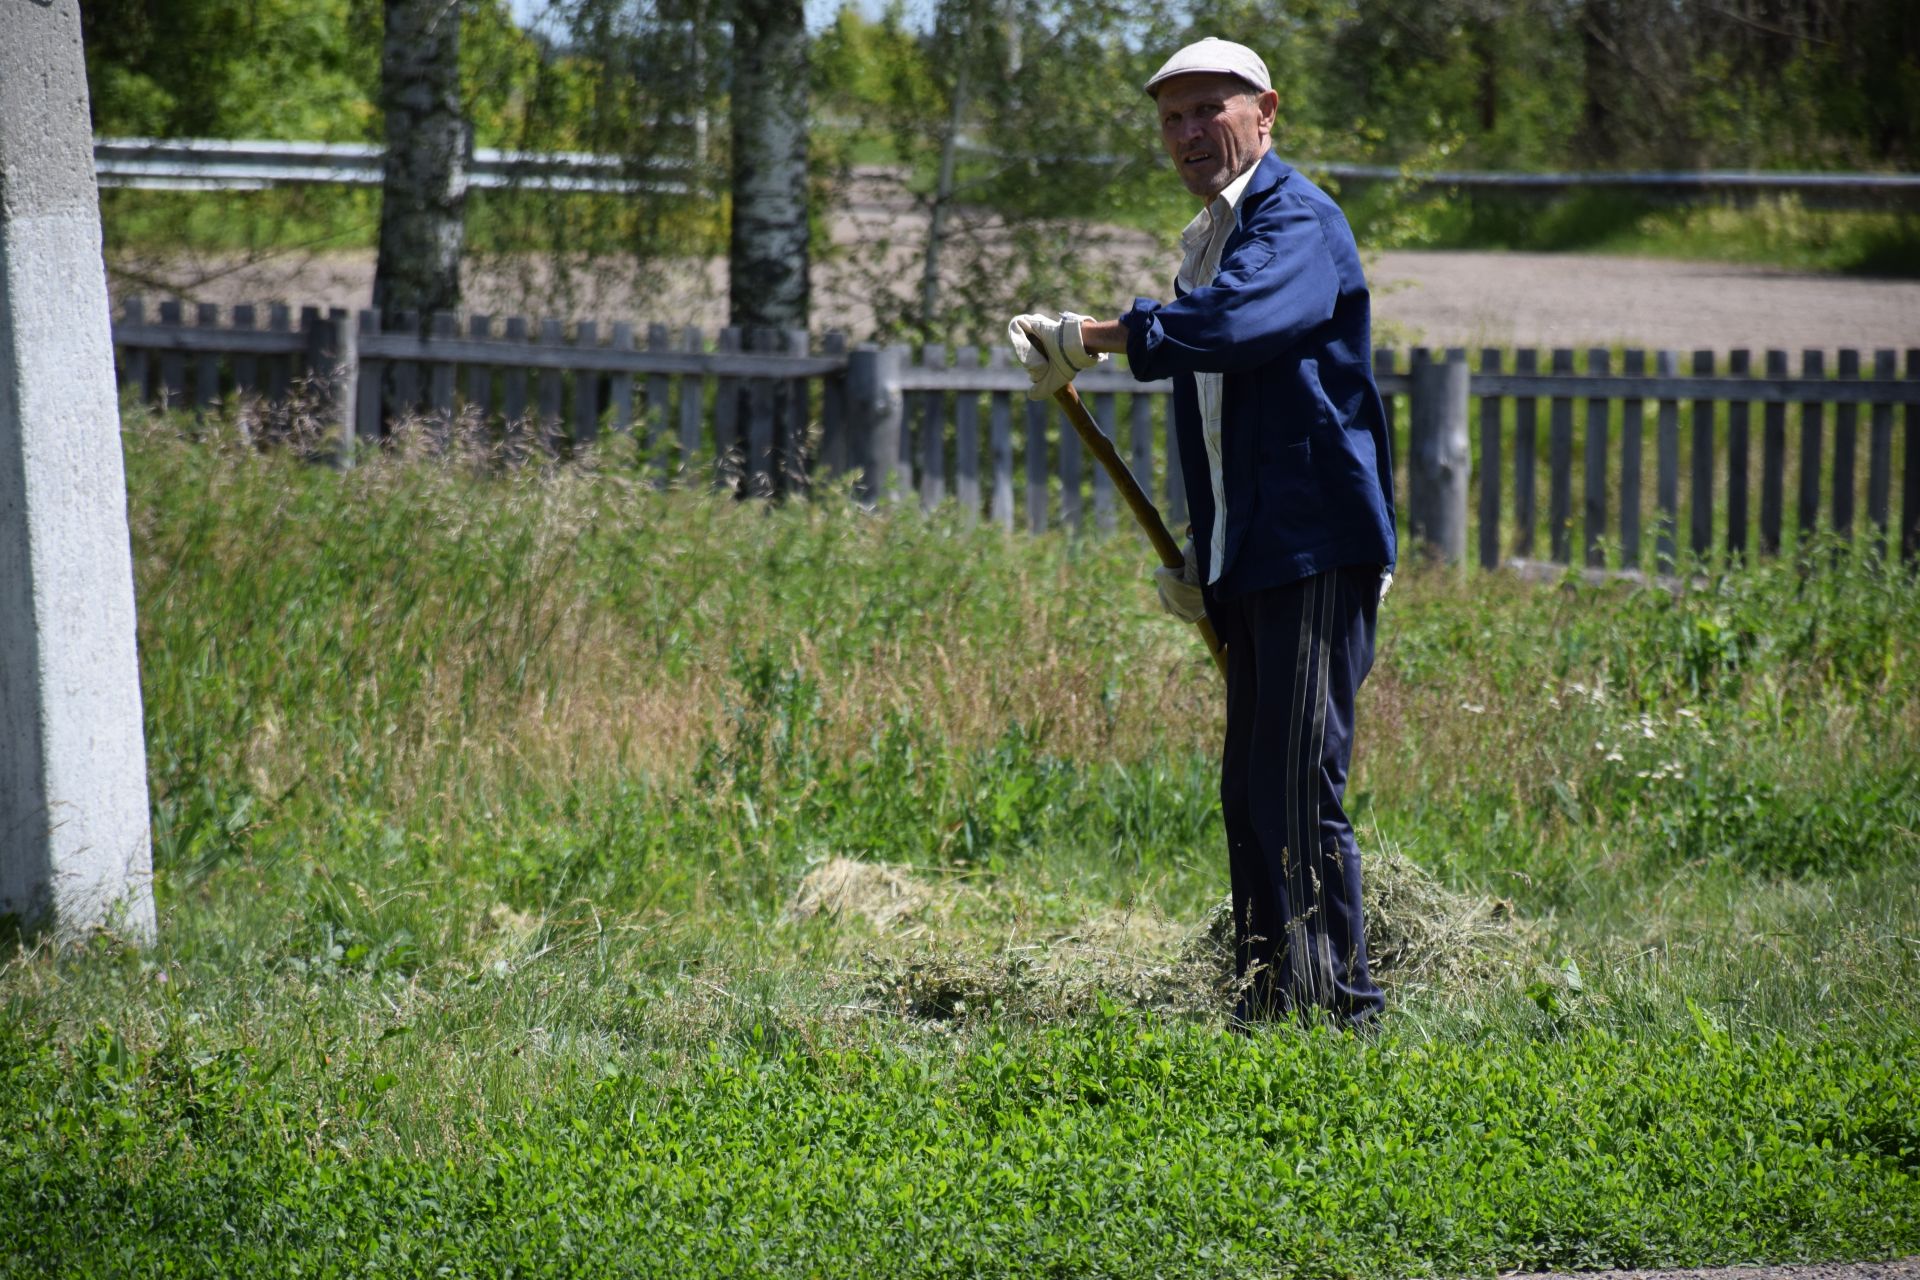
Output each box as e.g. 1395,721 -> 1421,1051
1241,147 -> 1294,201
1179,149 -> 1291,251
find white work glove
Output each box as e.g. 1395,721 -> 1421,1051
1379,570 -> 1394,604
1153,538 -> 1206,623
1006,311 -> 1107,402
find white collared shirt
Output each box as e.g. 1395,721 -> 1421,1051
1174,162 -> 1257,585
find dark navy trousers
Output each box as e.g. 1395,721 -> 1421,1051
1210,565 -> 1386,1025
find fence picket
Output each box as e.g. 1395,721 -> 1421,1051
1092,392 -> 1117,534
465,315 -> 493,421
1549,348 -> 1574,564
1798,349 -> 1825,542
267,304 -> 293,404
571,320 -> 600,447
387,310 -> 421,420
502,316 -> 530,451
1691,349 -> 1714,557
355,311 -> 383,443
1060,395 -> 1083,533
678,326 -> 705,478
1904,349 -> 1920,562
1478,348 -> 1502,569
631,323 -> 660,448
429,312 -> 458,433
1833,348 -> 1859,540
714,327 -> 742,486
1868,349 -> 1894,554
1026,399 -> 1048,532
1656,350 -> 1680,572
230,303 -> 256,401
1584,347 -> 1609,567
917,345 -> 946,511
1164,398 -> 1187,529
1760,351 -> 1787,556
194,303 -> 221,410
783,328 -> 811,496
821,331 -> 849,477
1620,350 -> 1645,568
157,300 -> 186,409
988,351 -> 1014,530
955,345 -> 980,522
1513,348 -> 1538,558
1727,350 -> 1751,559
746,328 -> 778,498
533,319 -> 564,453
1375,347 -> 1396,446
1128,391 -> 1154,513
121,297 -> 149,401
607,322 -> 636,439
885,343 -> 913,498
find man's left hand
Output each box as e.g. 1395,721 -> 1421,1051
1007,312 -> 1107,402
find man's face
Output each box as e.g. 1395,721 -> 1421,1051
1154,73 -> 1279,202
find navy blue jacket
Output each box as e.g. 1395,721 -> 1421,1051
1120,150 -> 1396,598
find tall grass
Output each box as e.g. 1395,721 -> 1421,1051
2,412 -> 1916,1275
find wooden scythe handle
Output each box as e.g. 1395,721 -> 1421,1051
1052,383 -> 1228,677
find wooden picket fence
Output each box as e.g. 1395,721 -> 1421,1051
1389,345 -> 1920,570
111,298 -> 1920,567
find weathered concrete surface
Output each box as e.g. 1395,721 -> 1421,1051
0,0 -> 156,940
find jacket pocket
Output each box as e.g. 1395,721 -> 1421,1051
1264,437 -> 1322,523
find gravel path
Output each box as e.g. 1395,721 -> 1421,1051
105,170 -> 1919,351
108,243 -> 1917,354
1367,251 -> 1920,352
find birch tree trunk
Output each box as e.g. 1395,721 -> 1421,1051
728,0 -> 809,330
374,0 -> 467,332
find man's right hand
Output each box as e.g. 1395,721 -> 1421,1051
1153,539 -> 1206,623
1006,312 -> 1105,402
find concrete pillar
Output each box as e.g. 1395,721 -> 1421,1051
1408,352 -> 1472,568
1,0 -> 156,941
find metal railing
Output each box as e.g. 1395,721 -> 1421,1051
93,137 -> 689,195
96,136 -> 1918,207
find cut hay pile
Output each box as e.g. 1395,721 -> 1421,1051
786,857 -> 941,934
791,847 -> 1524,1025
1185,844 -> 1524,996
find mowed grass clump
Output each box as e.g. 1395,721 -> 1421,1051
2,412 -> 1918,1275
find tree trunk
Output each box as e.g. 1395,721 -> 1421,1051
919,59 -> 970,336
374,0 -> 467,333
1577,0 -> 1618,165
728,0 -> 809,331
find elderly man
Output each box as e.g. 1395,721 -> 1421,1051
1010,38 -> 1396,1027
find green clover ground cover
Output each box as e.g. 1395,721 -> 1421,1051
2,416 -> 1917,1276
4,1017 -> 1915,1277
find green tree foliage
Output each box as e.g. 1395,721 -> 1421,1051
81,0 -> 379,140
80,0 -> 1919,323
81,0 -> 553,147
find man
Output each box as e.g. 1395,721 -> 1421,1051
1008,38 -> 1396,1027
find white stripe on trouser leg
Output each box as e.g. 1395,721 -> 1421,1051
1283,574 -> 1322,1007
1303,575 -> 1337,1005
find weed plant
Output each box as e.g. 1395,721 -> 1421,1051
2,412 -> 1916,1276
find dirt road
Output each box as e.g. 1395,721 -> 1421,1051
107,174 -> 1918,352
1367,250 -> 1920,352
108,242 -> 1917,353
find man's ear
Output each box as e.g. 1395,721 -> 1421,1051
1255,89 -> 1279,133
